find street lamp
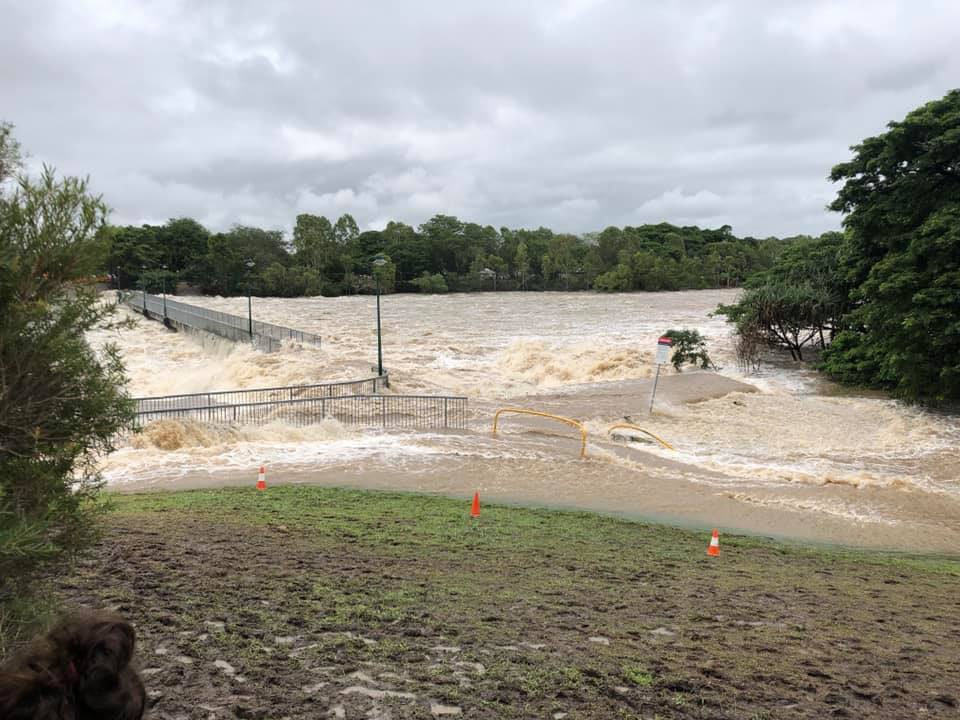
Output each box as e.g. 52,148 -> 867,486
140,264 -> 147,314
372,254 -> 387,378
161,264 -> 168,320
245,258 -> 255,337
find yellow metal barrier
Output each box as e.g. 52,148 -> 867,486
607,423 -> 675,451
493,407 -> 588,459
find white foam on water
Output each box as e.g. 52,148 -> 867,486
93,291 -> 960,541
104,419 -> 447,485
723,491 -> 898,526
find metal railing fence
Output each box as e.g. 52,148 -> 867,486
134,377 -> 389,413
133,393 -> 468,431
125,292 -> 321,351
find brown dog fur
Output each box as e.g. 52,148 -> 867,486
0,612 -> 145,719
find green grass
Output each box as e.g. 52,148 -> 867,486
16,484 -> 960,718
109,485 -> 960,575
623,665 -> 654,687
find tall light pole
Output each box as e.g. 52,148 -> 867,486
372,254 -> 387,378
161,263 -> 168,320
140,264 -> 147,314
245,258 -> 255,338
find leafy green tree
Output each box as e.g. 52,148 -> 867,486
514,241 -> 530,290
383,221 -> 430,283
351,229 -> 386,267
593,263 -> 632,291
716,232 -> 848,364
292,213 -> 334,280
158,217 -> 210,282
822,89 -> 960,401
259,262 -> 320,297
104,224 -> 162,289
333,213 -> 359,246
196,226 -> 286,295
139,267 -> 178,295
664,329 -> 715,371
591,226 -> 626,271
486,254 -> 508,284
543,234 -> 580,289
719,281 -> 836,362
410,272 -> 449,293
1,140 -> 134,609
421,215 -> 472,275
340,253 -> 357,295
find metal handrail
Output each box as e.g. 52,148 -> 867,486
133,376 -> 388,404
125,293 -> 322,350
492,407 -> 588,459
133,393 -> 468,431
607,423 -> 675,451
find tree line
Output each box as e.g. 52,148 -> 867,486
719,89 -> 960,403
102,213 -> 807,297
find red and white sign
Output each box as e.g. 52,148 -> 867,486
655,336 -> 673,365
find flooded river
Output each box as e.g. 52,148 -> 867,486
93,290 -> 960,553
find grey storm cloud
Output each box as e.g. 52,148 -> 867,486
4,0 -> 959,237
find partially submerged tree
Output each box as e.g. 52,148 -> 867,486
719,281 -> 834,362
663,329 -> 715,371
0,125 -> 133,603
716,233 -> 848,365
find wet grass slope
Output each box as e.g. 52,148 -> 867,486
56,486 -> 960,718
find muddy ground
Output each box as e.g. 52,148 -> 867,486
52,487 -> 960,719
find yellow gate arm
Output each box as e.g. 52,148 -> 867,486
607,423 -> 674,451
493,407 -> 588,459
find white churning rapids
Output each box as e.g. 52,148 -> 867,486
91,290 -> 960,553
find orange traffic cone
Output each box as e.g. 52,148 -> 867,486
470,492 -> 481,519
256,465 -> 267,491
707,528 -> 720,557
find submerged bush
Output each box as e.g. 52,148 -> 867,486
663,329 -> 715,371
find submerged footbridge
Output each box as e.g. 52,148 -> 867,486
123,293 -> 467,432
125,292 -> 321,352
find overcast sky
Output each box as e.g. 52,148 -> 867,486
4,0 -> 958,238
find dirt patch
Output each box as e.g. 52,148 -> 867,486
53,488 -> 960,719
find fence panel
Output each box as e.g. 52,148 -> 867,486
133,377 -> 390,413
133,394 -> 468,431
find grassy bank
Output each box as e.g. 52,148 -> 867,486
36,487 -> 960,718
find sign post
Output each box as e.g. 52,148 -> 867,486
649,336 -> 673,414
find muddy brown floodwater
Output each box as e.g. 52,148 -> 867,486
93,290 -> 960,553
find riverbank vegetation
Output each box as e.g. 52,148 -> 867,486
103,214 -> 803,298
718,89 -> 959,403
